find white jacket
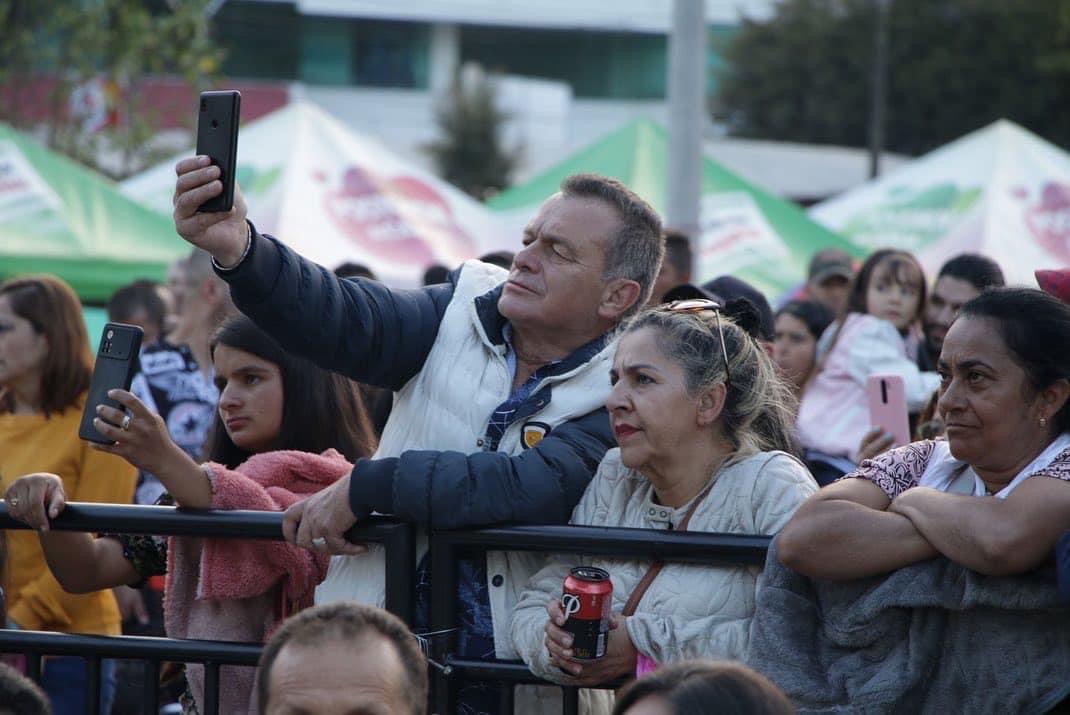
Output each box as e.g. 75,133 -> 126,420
510,448 -> 817,709
316,260 -> 616,657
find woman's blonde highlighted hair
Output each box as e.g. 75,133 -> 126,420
620,303 -> 800,457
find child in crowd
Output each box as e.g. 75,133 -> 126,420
796,249 -> 939,484
4,315 -> 377,714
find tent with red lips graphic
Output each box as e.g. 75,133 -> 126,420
810,120 -> 1070,286
488,119 -> 859,300
120,101 -> 512,286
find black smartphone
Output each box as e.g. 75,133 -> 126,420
195,90 -> 241,213
78,323 -> 144,444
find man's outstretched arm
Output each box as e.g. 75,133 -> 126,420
173,162 -> 454,390
216,228 -> 455,390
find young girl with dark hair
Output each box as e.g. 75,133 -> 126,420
796,249 -> 939,482
5,315 -> 377,714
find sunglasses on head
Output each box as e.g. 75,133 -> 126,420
664,299 -> 732,392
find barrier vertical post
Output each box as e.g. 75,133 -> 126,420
86,656 -> 102,715
430,536 -> 459,714
142,660 -> 159,715
204,661 -> 220,715
381,521 -> 416,626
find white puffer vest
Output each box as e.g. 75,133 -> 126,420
316,260 -> 615,660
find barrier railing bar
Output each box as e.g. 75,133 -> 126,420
87,655 -> 101,715
443,657 -> 630,688
204,662 -> 220,715
0,502 -> 402,544
0,503 -> 415,626
0,631 -> 263,665
439,524 -> 771,565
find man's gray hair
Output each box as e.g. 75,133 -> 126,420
561,174 -> 664,318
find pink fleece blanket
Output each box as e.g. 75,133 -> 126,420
164,448 -> 352,715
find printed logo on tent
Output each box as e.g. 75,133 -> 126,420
0,141 -> 64,229
694,193 -> 789,279
1014,182 -> 1070,262
320,167 -> 475,264
841,183 -> 981,250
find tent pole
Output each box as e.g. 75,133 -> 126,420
667,0 -> 706,237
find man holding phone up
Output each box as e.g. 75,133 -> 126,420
172,156 -> 662,711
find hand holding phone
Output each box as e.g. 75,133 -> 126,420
79,324 -> 143,444
865,374 -> 911,449
194,90 -> 241,213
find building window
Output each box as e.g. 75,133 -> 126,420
351,20 -> 429,89
460,25 -> 668,99
214,1 -> 300,81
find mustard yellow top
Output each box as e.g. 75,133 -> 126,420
0,396 -> 137,634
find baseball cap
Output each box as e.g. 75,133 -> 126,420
808,249 -> 855,284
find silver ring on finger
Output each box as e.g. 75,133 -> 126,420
311,536 -> 328,549
121,414 -> 132,431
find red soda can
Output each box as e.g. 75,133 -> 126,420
561,566 -> 612,660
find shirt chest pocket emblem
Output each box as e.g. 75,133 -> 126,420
522,422 -> 551,449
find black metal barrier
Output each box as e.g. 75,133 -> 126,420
428,524 -> 772,714
0,502 -> 415,715
0,503 -> 771,715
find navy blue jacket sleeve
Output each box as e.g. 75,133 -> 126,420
215,226 -> 456,391
348,408 -> 614,528
1057,530 -> 1070,605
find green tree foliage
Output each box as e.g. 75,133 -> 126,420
714,0 -> 1070,155
427,67 -> 520,200
0,0 -> 221,178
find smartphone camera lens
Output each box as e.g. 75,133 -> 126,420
211,119 -> 219,129
106,329 -> 114,340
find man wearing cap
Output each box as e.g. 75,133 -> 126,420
806,249 -> 855,317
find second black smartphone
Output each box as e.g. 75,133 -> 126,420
195,90 -> 241,213
78,323 -> 143,444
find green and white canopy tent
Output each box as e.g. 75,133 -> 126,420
121,101 -> 511,287
810,120 -> 1070,286
0,123 -> 187,303
488,119 -> 860,299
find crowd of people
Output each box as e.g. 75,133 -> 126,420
0,160 -> 1068,714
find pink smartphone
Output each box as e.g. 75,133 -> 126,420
866,374 -> 911,447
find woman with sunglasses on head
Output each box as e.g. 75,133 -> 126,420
510,299 -> 817,707
5,315 -> 377,714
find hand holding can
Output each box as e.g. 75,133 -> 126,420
560,566 -> 613,660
